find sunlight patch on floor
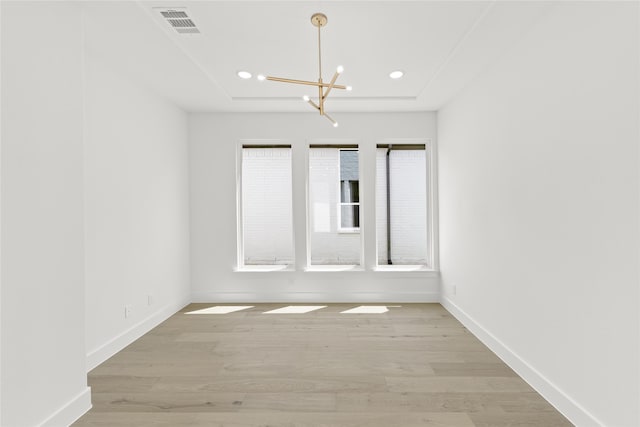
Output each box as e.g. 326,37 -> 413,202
185,306 -> 254,314
263,305 -> 327,314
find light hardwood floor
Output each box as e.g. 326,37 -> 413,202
73,304 -> 573,426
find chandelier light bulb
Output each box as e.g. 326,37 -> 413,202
237,71 -> 252,79
333,122 -> 339,128
346,86 -> 353,91
257,74 -> 266,81
336,65 -> 344,74
303,95 -> 310,102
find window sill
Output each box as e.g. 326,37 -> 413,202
233,265 -> 439,274
337,229 -> 360,234
305,265 -> 364,272
374,265 -> 437,273
235,265 -> 295,272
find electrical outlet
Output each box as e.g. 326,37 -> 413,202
124,305 -> 132,318
147,295 -> 153,306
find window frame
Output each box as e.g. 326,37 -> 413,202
337,148 -> 361,233
235,140 -> 296,272
234,138 -> 438,274
374,139 -> 437,271
307,141 -> 363,269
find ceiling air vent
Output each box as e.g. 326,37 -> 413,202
156,8 -> 200,34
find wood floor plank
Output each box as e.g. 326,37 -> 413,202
73,304 -> 572,426
385,376 -> 536,393
239,392 -> 337,412
88,392 -> 245,413
151,375 -> 389,393
335,391 -> 556,413
91,361 -> 225,377
429,362 -> 518,377
469,411 -> 574,427
73,411 -> 476,427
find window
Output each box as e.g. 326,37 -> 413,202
236,141 -> 435,272
239,145 -> 294,267
376,144 -> 428,266
308,145 -> 361,266
339,149 -> 360,231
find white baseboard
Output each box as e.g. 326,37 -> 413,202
191,291 -> 440,303
38,386 -> 91,427
86,295 -> 190,371
440,296 -> 603,427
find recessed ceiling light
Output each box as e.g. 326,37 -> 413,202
237,71 -> 252,79
389,70 -> 404,79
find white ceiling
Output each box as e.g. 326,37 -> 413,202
82,1 -> 555,113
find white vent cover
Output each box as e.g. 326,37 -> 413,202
155,8 -> 200,34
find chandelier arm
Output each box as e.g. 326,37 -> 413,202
266,76 -> 321,87
306,98 -> 320,111
323,71 -> 340,99
266,76 -> 346,89
323,113 -> 337,126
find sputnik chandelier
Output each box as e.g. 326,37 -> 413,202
266,13 -> 351,127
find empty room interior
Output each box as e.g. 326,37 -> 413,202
1,1 -> 639,426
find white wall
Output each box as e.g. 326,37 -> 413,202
83,54 -> 191,370
438,3 -> 639,426
1,3 -> 3,422
1,2 -> 90,425
189,112 -> 439,302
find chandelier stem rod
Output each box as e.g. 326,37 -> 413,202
318,24 -> 322,81
319,79 -> 324,115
